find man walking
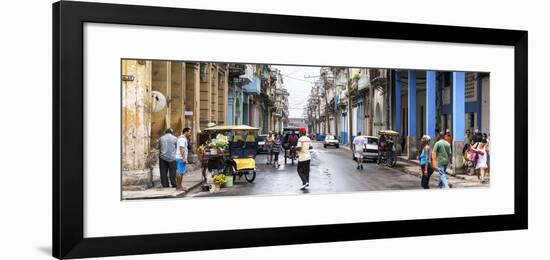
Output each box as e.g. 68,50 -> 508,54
155,128 -> 178,188
296,128 -> 312,189
433,133 -> 452,189
353,132 -> 365,170
175,127 -> 191,191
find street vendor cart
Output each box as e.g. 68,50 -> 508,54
198,125 -> 259,183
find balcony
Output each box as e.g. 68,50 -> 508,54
242,75 -> 261,95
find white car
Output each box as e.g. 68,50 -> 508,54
352,136 -> 379,161
323,135 -> 340,148
256,134 -> 267,153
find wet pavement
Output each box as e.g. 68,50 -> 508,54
188,142 -> 428,198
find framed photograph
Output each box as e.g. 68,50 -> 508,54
53,1 -> 527,259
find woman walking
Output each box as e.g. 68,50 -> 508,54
462,143 -> 474,176
265,131 -> 274,165
472,138 -> 489,183
272,134 -> 282,168
419,135 -> 434,189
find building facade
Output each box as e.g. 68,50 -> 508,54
306,67 -> 490,172
122,61 -> 288,190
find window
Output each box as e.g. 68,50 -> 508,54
367,138 -> 378,145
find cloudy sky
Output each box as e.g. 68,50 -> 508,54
272,65 -> 322,119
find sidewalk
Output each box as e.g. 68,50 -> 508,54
122,163 -> 204,200
339,144 -> 352,151
336,142 -> 488,188
395,156 -> 489,188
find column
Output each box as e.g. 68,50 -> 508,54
227,94 -> 234,125
184,63 -> 201,146
426,71 -> 436,138
211,65 -> 219,124
452,71 -> 465,173
151,61 -> 171,143
407,70 -> 417,159
199,63 -> 211,130
394,70 -> 401,133
121,60 -> 153,190
170,62 -> 185,133
452,72 -> 465,141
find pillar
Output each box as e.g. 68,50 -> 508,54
185,63 -> 200,147
211,65 -> 219,124
394,70 -> 401,133
218,66 -> 228,125
151,61 -> 171,145
199,63 -> 211,130
452,72 -> 465,141
407,70 -> 417,159
121,60 -> 152,191
170,62 -> 185,133
451,72 -> 466,174
426,71 -> 436,139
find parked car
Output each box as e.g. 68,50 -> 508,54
352,136 -> 379,162
323,135 -> 339,148
257,134 -> 267,153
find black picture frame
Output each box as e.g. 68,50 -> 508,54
53,1 -> 528,259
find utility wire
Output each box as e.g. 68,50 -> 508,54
280,73 -> 317,83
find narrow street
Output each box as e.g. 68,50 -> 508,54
189,141 -> 424,198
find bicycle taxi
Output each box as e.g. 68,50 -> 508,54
281,126 -> 300,165
198,125 -> 259,183
377,130 -> 399,167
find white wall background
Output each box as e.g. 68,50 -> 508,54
0,0 -> 546,259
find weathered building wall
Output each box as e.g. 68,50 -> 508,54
211,65 -> 219,124
185,63 -> 200,146
151,61 -> 171,145
121,59 -> 153,190
217,66 -> 228,125
170,62 -> 186,133
200,63 -> 212,130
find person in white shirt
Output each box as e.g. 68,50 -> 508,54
175,127 -> 191,191
353,132 -> 366,170
296,129 -> 312,189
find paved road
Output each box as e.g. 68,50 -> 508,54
189,142 -> 425,198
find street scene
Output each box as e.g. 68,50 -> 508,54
121,60 -> 491,200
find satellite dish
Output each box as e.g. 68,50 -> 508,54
151,91 -> 167,112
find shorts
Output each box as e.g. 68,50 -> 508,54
273,152 -> 279,161
354,152 -> 363,159
176,159 -> 187,175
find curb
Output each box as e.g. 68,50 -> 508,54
123,166 -> 204,200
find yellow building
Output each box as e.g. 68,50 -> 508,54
121,60 -> 228,190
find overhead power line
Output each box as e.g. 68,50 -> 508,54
280,73 -> 316,83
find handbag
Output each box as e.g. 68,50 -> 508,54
431,150 -> 437,168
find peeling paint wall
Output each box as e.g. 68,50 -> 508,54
170,62 -> 185,133
185,63 -> 200,146
199,63 -> 212,129
151,61 -> 171,145
122,60 -> 152,172
122,60 -> 233,189
218,65 -> 229,125
211,65 -> 219,124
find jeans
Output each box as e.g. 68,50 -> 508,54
437,165 -> 450,189
297,160 -> 310,185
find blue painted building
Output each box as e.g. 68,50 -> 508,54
393,70 -> 490,163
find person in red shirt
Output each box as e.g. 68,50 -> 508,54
444,129 -> 452,144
